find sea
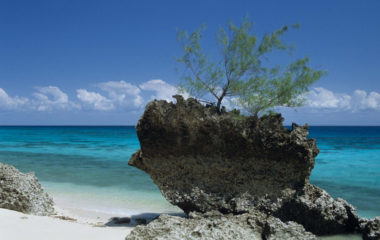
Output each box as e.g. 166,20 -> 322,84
0,126 -> 379,220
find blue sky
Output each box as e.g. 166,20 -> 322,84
0,0 -> 379,125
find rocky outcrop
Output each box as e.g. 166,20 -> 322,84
126,210 -> 317,240
128,95 -> 379,239
129,95 -> 318,214
129,95 -> 362,236
0,162 -> 54,215
275,184 -> 360,235
360,217 -> 380,240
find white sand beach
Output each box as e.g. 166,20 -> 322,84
0,206 -> 364,240
0,208 -> 133,240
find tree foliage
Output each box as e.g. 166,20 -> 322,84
176,17 -> 325,116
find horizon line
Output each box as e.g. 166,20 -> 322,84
1,125 -> 380,127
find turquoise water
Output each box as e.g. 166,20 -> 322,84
309,127 -> 380,218
0,126 -> 379,218
0,126 -> 179,216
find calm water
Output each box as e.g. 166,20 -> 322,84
0,126 -> 379,218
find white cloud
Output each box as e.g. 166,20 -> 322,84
75,79 -> 183,111
1,80 -> 184,112
3,82 -> 379,115
33,86 -> 79,111
306,87 -> 352,110
306,87 -> 380,112
0,86 -> 78,111
0,88 -> 29,110
76,89 -> 114,111
139,79 -> 185,102
352,90 -> 380,111
97,80 -> 143,108
80,79 -> 184,111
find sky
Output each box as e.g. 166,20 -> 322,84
0,0 -> 379,125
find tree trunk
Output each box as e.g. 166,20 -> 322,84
216,99 -> 222,113
216,90 -> 227,113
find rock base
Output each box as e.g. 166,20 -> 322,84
126,211 -> 317,240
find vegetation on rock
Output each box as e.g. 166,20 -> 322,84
176,17 -> 325,116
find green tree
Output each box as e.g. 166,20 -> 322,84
176,17 -> 325,116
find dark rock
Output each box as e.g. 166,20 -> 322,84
129,95 -> 318,214
128,96 -> 363,236
360,217 -> 380,240
274,184 -> 360,235
125,210 -> 317,240
0,162 -> 54,215
134,218 -> 147,225
109,217 -> 131,225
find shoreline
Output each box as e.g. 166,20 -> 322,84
0,173 -> 366,240
0,189 -> 365,240
47,194 -> 365,240
0,206 -> 363,240
43,181 -> 184,226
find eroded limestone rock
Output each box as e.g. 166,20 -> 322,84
360,217 -> 380,240
0,162 -> 54,215
275,184 -> 360,235
125,210 -> 317,240
128,95 -> 362,236
129,95 -> 318,214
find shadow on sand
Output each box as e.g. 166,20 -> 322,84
105,212 -> 186,227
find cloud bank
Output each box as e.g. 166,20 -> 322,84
0,79 -> 183,112
0,81 -> 379,115
305,87 -> 380,111
0,88 -> 29,110
76,89 -> 114,111
33,86 -> 80,111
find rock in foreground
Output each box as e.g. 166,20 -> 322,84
360,217 -> 380,240
0,162 -> 54,215
129,96 -> 360,235
126,210 -> 317,240
275,184 -> 360,235
129,95 -> 319,214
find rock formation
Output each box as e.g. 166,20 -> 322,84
360,217 -> 380,240
126,210 -> 317,240
0,162 -> 54,216
274,184 -> 359,235
128,95 -> 374,238
130,95 -> 318,214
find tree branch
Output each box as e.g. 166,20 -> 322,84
185,60 -> 219,100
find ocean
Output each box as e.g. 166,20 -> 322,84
0,126 -> 379,219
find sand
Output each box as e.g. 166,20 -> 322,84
0,206 -> 363,240
0,208 -> 133,240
